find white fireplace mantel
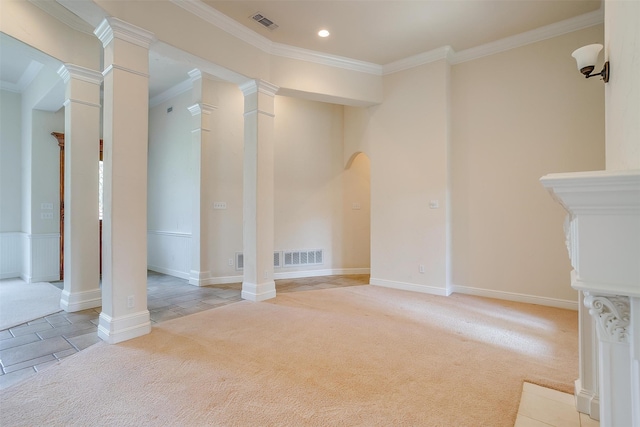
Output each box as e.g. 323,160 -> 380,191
540,169 -> 640,427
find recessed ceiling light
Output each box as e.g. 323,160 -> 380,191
318,29 -> 330,38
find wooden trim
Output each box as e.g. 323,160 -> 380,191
51,132 -> 65,280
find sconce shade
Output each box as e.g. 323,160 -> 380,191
571,44 -> 603,74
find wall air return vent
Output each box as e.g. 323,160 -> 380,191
236,252 -> 284,271
250,12 -> 279,31
283,249 -> 323,267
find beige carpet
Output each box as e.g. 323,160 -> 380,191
0,279 -> 62,330
0,286 -> 577,426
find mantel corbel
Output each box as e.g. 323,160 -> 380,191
583,293 -> 630,344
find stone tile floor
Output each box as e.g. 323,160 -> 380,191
0,271 -> 369,390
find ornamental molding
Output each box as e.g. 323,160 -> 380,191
94,17 -> 156,49
540,170 -> 640,216
239,79 -> 279,97
583,293 -> 630,344
57,64 -> 103,85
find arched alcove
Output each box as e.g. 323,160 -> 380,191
342,152 -> 371,271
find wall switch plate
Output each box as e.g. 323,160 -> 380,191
352,203 -> 361,210
213,202 -> 227,210
41,212 -> 54,219
419,265 -> 425,273
429,200 -> 440,209
41,203 -> 53,210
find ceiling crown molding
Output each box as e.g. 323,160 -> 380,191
382,46 -> 454,75
29,0 -> 95,34
271,43 -> 381,76
450,8 -> 604,65
170,0 -> 271,53
149,78 -> 192,108
57,64 -> 103,85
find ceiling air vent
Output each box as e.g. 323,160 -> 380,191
250,12 -> 279,30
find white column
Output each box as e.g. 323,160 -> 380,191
56,64 -> 103,312
239,79 -> 278,301
188,69 -> 217,286
94,17 -> 155,344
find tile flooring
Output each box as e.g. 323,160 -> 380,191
1,273 -> 601,427
516,382 -> 600,427
0,272 -> 369,390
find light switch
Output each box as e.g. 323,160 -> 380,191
352,203 -> 361,210
429,200 -> 440,209
213,202 -> 227,210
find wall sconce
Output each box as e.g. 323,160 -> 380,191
571,44 -> 610,82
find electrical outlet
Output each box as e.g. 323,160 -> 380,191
419,265 -> 425,273
228,258 -> 234,266
127,295 -> 134,308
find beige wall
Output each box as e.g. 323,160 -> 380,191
604,0 -> 640,170
0,0 -> 100,70
345,60 -> 451,293
451,25 -> 605,302
274,96 -> 370,272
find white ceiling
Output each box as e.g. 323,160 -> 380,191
205,0 -> 601,65
0,0 -> 602,106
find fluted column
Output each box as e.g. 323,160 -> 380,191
188,69 -> 217,286
94,17 -> 155,344
239,79 -> 278,301
56,64 -> 103,312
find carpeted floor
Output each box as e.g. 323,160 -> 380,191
0,285 -> 577,426
0,279 -> 62,331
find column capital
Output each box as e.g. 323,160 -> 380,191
94,17 -> 156,49
57,64 -> 103,85
187,103 -> 217,116
239,79 -> 279,97
584,293 -> 630,344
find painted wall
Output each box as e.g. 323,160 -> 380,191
0,90 -> 22,232
345,60 -> 451,294
0,0 -> 101,70
604,0 -> 640,170
450,25 -> 605,304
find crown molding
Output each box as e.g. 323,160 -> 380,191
29,0 -> 95,34
95,17 -> 156,49
57,64 -> 103,85
239,79 -> 279,97
382,46 -> 454,75
170,0 -> 271,53
271,43 -> 381,76
149,78 -> 192,108
450,8 -> 604,65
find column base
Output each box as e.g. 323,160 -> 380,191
575,379 -> 600,421
241,281 -> 276,302
97,310 -> 151,344
60,288 -> 102,312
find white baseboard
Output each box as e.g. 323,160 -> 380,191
241,281 -> 276,302
97,310 -> 151,344
274,268 -> 370,280
60,288 -> 102,312
148,265 -> 189,280
185,268 -> 371,287
369,278 -> 450,296
449,284 -> 579,310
